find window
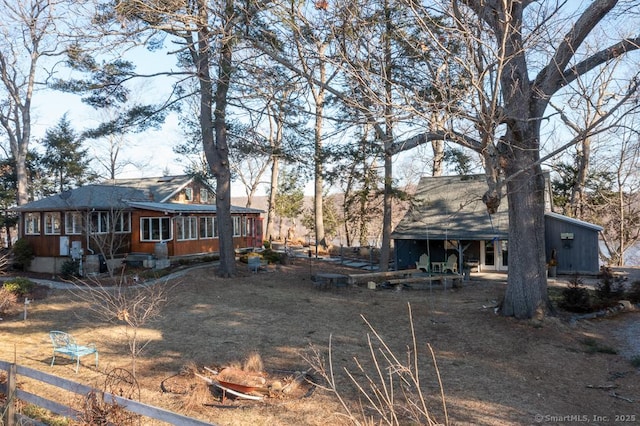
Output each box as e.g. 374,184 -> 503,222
91,211 -> 109,234
246,217 -> 255,236
184,188 -> 193,201
25,213 -> 40,235
141,217 -> 171,242
200,188 -> 209,203
90,211 -> 131,234
65,212 -> 83,235
199,216 -> 217,239
176,216 -> 198,241
113,212 -> 131,233
44,212 -> 61,235
232,216 -> 242,237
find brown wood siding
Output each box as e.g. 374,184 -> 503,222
20,210 -> 133,257
168,182 -> 213,205
129,210 -> 170,254
20,235 -> 84,257
171,239 -> 219,257
21,209 -> 262,259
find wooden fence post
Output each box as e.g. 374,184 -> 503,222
5,362 -> 16,426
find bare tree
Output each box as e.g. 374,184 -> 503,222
72,275 -> 175,378
388,0 -> 640,318
594,118 -> 640,266
0,0 -> 65,205
87,106 -> 152,180
285,5 -> 331,249
233,64 -> 308,238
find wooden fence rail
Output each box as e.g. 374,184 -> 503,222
0,360 -> 214,426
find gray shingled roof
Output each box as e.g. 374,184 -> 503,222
106,175 -> 196,203
12,185 -> 149,211
13,177 -> 263,215
127,201 -> 263,214
391,175 -> 509,241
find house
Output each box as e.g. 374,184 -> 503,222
391,174 -> 603,275
12,175 -> 263,274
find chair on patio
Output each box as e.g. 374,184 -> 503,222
49,331 -> 99,373
443,254 -> 458,274
415,253 -> 430,272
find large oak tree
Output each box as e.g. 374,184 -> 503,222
414,1 -> 640,317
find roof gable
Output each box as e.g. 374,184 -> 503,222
106,175 -> 196,203
392,175 -> 509,240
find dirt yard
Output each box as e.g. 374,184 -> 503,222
1,260 -> 639,425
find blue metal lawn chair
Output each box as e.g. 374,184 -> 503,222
49,331 -> 99,373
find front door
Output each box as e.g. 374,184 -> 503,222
482,239 -> 508,271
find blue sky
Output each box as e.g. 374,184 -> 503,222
31,47 -> 186,180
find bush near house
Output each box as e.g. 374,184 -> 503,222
11,238 -> 33,271
558,276 -> 592,313
627,281 -> 640,304
557,271 -> 640,314
239,249 -> 283,265
2,277 -> 35,296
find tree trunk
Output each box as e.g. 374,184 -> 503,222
379,152 -> 392,271
617,182 -> 625,266
214,16 -> 235,277
313,89 -> 326,248
15,150 -> 29,205
196,0 -> 235,277
265,158 -> 279,241
378,0 -> 393,272
431,111 -> 446,176
571,137 -> 591,218
500,165 -> 550,318
432,140 -> 444,176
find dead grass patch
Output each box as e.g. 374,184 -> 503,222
1,262 -> 639,425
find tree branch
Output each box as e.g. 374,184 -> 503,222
534,0 -> 618,97
387,130 -> 482,156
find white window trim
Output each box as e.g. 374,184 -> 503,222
199,216 -> 217,239
140,217 -> 172,242
184,187 -> 193,201
44,212 -> 61,235
232,216 -> 242,237
200,188 -> 209,203
177,216 -> 198,241
25,213 -> 40,235
246,217 -> 256,237
113,212 -> 132,233
91,211 -> 109,234
65,212 -> 83,235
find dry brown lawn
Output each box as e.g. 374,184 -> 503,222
1,260 -> 640,425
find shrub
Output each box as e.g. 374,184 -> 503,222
626,281 -> 640,304
60,259 -> 81,279
0,286 -> 19,316
11,238 -> 34,271
595,269 -> 625,305
3,277 -> 35,296
558,276 -> 592,313
261,248 -> 282,264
